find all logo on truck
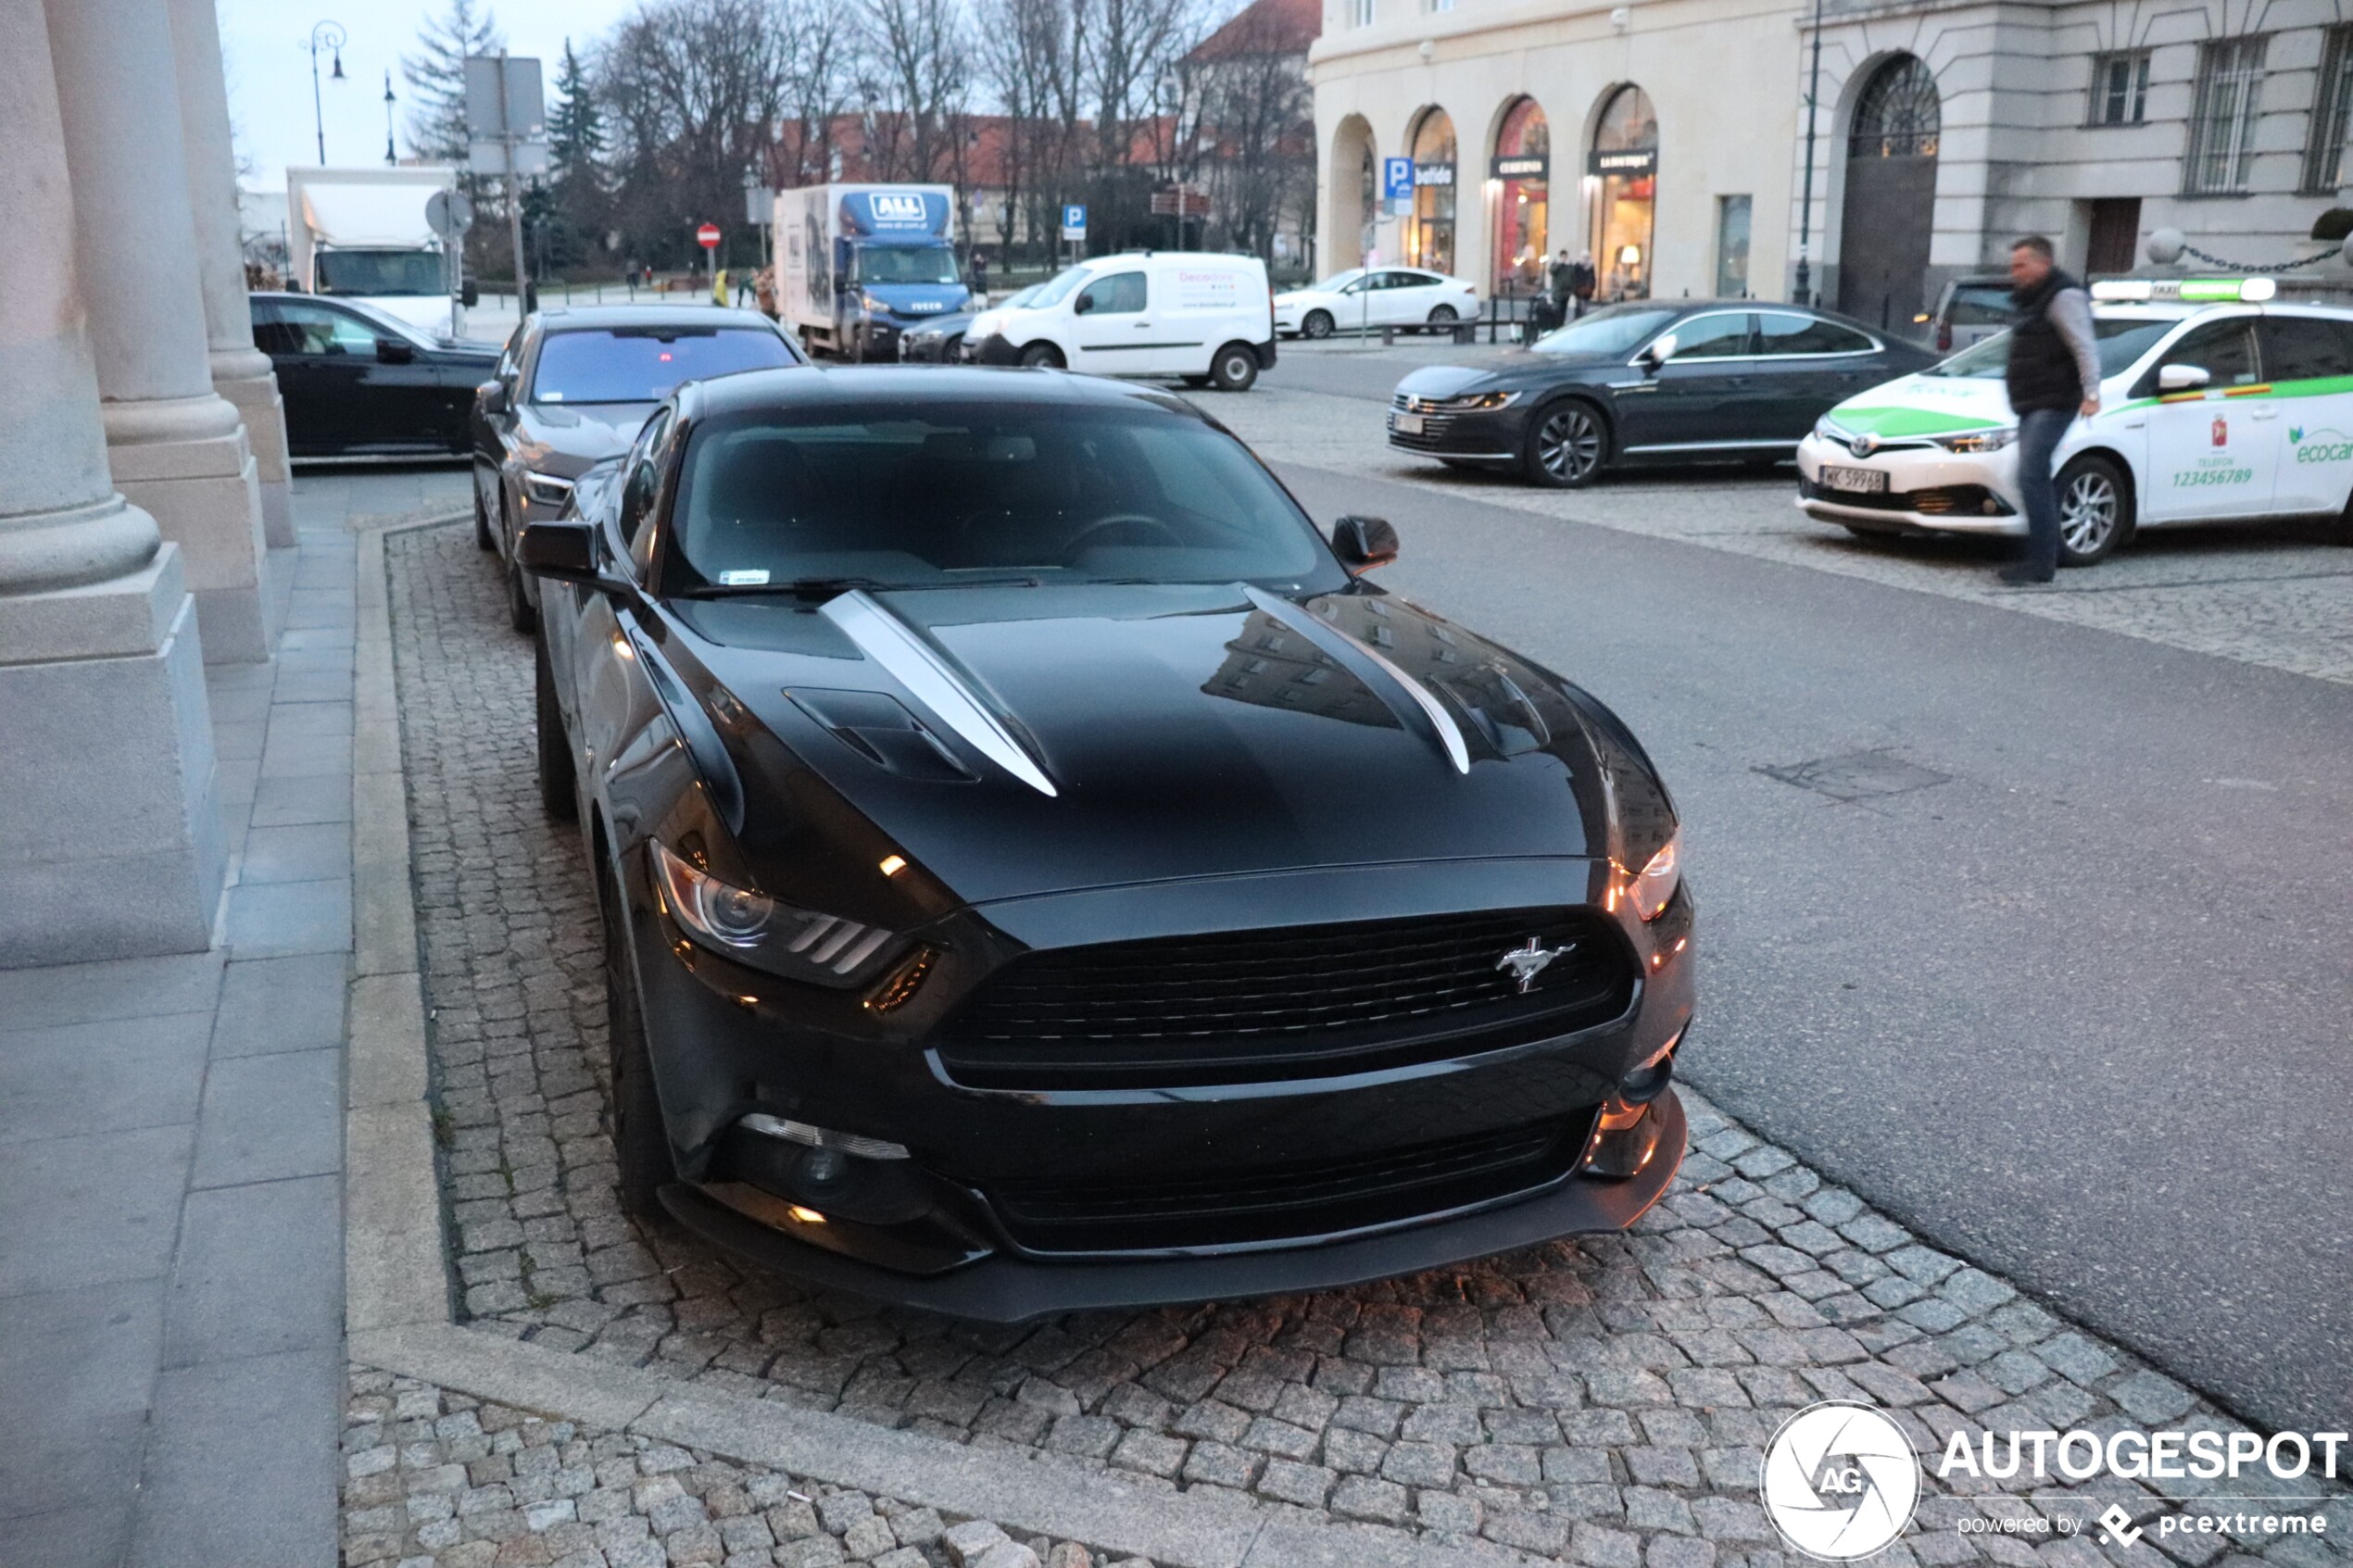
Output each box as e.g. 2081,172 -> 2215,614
871,194 -> 926,221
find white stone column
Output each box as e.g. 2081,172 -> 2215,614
0,0 -> 224,965
169,0 -> 296,551
44,0 -> 272,664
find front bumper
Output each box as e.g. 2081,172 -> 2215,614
626,854 -> 1693,1316
966,332 -> 1021,367
1387,403 -> 1527,463
660,1089 -> 1683,1320
1794,433 -> 2022,534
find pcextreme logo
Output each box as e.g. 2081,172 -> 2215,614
2291,425 -> 2353,463
1760,1401 -> 1923,1560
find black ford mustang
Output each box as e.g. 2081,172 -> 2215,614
1390,299 -> 1935,487
521,366 -> 1692,1319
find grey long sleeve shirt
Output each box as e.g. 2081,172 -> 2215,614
2046,287 -> 2103,403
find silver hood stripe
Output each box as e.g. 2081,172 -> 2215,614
1243,586 -> 1472,775
819,591 -> 1060,797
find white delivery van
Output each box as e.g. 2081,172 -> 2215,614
964,251 -> 1277,390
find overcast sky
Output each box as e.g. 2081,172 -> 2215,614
220,1 -> 642,187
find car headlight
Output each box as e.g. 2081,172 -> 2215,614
521,470 -> 575,508
1932,429 -> 2017,453
1425,391 -> 1521,412
860,292 -> 890,315
650,838 -> 906,986
1814,418 -> 1847,443
1627,831 -> 1681,922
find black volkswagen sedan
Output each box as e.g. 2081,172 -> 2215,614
520,367 -> 1692,1318
472,305 -> 807,632
249,292 -> 498,456
1390,300 -> 1936,487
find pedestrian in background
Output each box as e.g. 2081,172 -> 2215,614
971,249 -> 989,303
2000,235 -> 2101,584
1570,251 -> 1597,317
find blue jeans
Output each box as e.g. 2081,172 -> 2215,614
2014,408 -> 2074,577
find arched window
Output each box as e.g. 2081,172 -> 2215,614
1589,85 -> 1657,299
1492,98 -> 1551,293
1407,109 -> 1458,274
1850,56 -> 1941,158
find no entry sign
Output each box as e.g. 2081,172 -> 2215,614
697,222 -> 722,250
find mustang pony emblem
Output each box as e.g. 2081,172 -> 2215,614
1495,936 -> 1577,994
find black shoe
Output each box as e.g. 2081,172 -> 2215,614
1996,566 -> 2055,585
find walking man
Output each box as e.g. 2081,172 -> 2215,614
1570,250 -> 1597,317
2001,235 -> 2102,583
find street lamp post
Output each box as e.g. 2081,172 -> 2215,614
384,70 -> 396,166
1793,0 -> 1823,306
308,20 -> 346,165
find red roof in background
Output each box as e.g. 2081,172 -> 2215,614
1186,0 -> 1320,63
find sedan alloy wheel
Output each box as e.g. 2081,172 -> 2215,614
2056,455 -> 2130,565
1527,402 -> 1606,488
1302,309 -> 1334,340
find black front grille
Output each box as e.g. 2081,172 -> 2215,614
935,907 -> 1633,1090
1804,479 -> 2014,517
1389,394 -> 1464,452
987,1112 -> 1595,1252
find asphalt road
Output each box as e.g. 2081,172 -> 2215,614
1269,458 -> 2353,1435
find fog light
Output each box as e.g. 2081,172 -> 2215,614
1582,1096 -> 1667,1178
798,1147 -> 850,1189
737,1113 -> 909,1160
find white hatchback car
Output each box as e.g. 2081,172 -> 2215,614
1275,268 -> 1480,339
1795,278 -> 2353,565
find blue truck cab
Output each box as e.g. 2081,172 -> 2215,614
776,184 -> 970,361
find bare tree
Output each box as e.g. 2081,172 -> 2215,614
861,0 -> 969,183
1185,3 -> 1313,265
403,0 -> 503,160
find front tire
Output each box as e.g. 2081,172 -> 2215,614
1302,309 -> 1334,341
1427,305 -> 1458,334
1524,400 -> 1607,487
535,635 -> 575,822
1209,342 -> 1259,392
2056,454 -> 2132,566
1019,341 -> 1063,370
600,856 -> 673,1220
507,559 -> 537,634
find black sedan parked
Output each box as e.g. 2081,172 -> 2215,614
472,305 -> 808,633
249,292 -> 497,456
1390,300 -> 1936,487
518,366 -> 1693,1318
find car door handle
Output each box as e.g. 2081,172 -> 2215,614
1134,320 -> 1152,329
2248,407 -> 2279,420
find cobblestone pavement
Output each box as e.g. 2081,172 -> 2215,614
383,521 -> 2347,1565
342,1369 -> 1151,1568
1191,384 -> 2353,687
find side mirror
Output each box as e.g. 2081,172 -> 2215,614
1642,332 -> 1680,368
461,280 -> 481,308
2158,363 -> 2210,392
1073,293 -> 1094,315
517,521 -> 605,585
1331,515 -> 1400,573
377,337 -> 415,364
478,381 -> 509,416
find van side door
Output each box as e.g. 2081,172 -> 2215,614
1068,270 -> 1159,375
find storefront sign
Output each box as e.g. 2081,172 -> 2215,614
1414,161 -> 1455,187
1588,147 -> 1657,176
1491,155 -> 1548,180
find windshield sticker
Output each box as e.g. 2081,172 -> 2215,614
542,391 -> 564,401
2292,426 -> 2353,463
718,569 -> 771,586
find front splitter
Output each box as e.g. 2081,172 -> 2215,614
658,1089 -> 1685,1322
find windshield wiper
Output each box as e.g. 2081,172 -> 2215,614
673,574 -> 1047,600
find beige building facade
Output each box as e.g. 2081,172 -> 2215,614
1309,0 -> 1804,305
1311,0 -> 2353,325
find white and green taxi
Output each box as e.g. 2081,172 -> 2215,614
1795,277 -> 2353,564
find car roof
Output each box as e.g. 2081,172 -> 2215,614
530,305 -> 780,332
684,364 -> 1196,419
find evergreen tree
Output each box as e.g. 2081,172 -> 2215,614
403,0 -> 504,160
548,40 -> 604,181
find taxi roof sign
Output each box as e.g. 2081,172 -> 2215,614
2091,276 -> 2277,304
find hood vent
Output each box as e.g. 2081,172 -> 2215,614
787,688 -> 976,783
819,591 -> 1059,797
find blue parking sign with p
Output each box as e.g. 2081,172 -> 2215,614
1382,157 -> 1414,201
1062,204 -> 1087,239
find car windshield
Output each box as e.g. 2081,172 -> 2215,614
530,328 -> 799,405
1306,270 -> 1366,293
855,246 -> 960,285
666,402 -> 1342,594
1924,317 -> 2177,380
315,249 -> 445,296
1026,267 -> 1091,308
1530,305 -> 1680,357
